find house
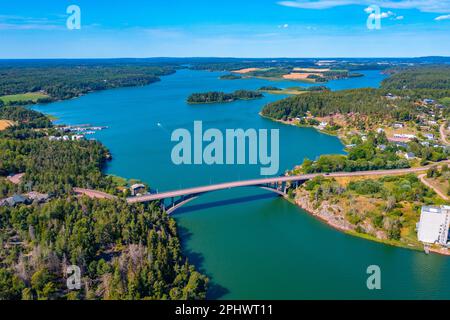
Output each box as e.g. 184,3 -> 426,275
318,121 -> 328,129
385,93 -> 398,100
71,135 -> 85,141
7,173 -> 24,185
394,134 -> 416,140
392,141 -> 408,148
393,123 -> 404,128
62,135 -> 70,141
404,152 -> 416,160
25,192 -> 50,204
423,99 -> 436,105
377,144 -> 387,151
421,141 -> 430,147
130,184 -> 146,196
417,206 -> 450,246
1,195 -> 29,207
376,128 -> 384,133
425,133 -> 435,140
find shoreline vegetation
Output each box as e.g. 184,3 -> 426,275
0,75 -> 208,299
259,65 -> 450,256
0,62 -> 178,107
187,90 -> 263,104
272,111 -> 450,255
2,59 -> 450,299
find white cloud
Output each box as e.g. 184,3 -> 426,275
364,6 -> 373,14
369,11 -> 392,19
435,14 -> 450,20
0,14 -> 64,30
278,0 -> 450,13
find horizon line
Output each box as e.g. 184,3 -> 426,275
0,55 -> 449,60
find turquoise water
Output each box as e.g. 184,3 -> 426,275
34,69 -> 450,299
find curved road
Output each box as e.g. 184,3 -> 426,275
440,122 -> 450,146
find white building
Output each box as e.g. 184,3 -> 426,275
394,134 -> 416,139
417,206 -> 450,246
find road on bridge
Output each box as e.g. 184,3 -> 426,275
126,162 -> 450,204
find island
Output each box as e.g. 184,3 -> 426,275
187,90 -> 263,104
190,60 -> 367,83
219,74 -> 242,80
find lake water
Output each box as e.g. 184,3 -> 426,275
34,69 -> 450,299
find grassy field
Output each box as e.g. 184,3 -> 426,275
0,119 -> 16,131
440,97 -> 450,106
0,92 -> 49,104
260,87 -> 309,95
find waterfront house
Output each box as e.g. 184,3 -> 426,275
130,184 -> 146,196
71,134 -> 85,141
417,206 -> 450,246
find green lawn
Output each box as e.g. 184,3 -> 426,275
439,97 -> 450,106
0,92 -> 49,104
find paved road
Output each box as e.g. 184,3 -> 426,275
126,162 -> 450,204
73,188 -> 118,200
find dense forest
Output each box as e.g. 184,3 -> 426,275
0,198 -> 207,300
382,66 -> 450,90
0,105 -> 208,300
187,90 -> 263,104
261,88 -> 417,122
0,63 -> 176,102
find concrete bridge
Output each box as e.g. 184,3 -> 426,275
126,165 -> 439,214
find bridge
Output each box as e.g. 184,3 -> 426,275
126,165 -> 440,214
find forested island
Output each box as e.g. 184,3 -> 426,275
187,90 -> 263,104
0,103 -> 208,300
219,74 -> 242,80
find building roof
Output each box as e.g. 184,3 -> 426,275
418,206 -> 450,245
130,184 -> 145,190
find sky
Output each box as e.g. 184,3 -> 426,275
0,0 -> 449,58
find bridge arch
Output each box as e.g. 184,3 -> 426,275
162,182 -> 297,215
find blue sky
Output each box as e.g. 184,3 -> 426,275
0,0 -> 449,58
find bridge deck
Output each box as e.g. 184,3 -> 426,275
126,166 -> 434,204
